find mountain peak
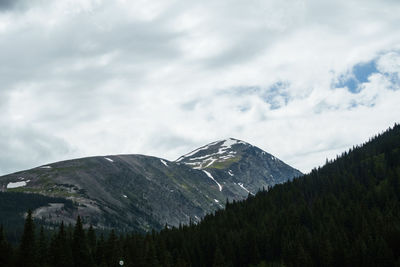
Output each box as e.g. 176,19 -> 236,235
220,137 -> 250,146
175,138 -> 302,200
175,138 -> 253,170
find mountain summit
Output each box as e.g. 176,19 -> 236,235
176,138 -> 250,169
0,138 -> 301,231
177,138 -> 301,197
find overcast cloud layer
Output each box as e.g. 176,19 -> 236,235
0,0 -> 399,175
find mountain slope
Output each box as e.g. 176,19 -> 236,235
0,138 -> 301,232
126,124 -> 400,266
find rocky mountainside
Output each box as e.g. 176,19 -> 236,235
177,138 -> 302,198
0,138 -> 302,232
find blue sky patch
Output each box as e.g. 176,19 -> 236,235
335,60 -> 378,93
223,83 -> 291,110
261,82 -> 290,110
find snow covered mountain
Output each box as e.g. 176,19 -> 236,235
0,138 -> 302,232
177,138 -> 302,198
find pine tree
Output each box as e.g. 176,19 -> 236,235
37,225 -> 48,267
144,235 -> 159,266
87,224 -> 97,260
0,225 -> 12,266
17,210 -> 36,267
95,233 -> 106,266
212,245 -> 226,267
72,216 -> 93,267
105,230 -> 120,267
49,221 -> 73,267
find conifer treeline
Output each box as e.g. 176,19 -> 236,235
1,124 -> 400,266
0,191 -> 73,244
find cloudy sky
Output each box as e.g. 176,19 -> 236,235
0,0 -> 399,175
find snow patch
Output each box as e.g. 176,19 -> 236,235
228,170 -> 234,176
176,138 -> 248,169
176,143 -> 213,161
202,170 -> 223,191
160,159 -> 168,167
215,138 -> 241,156
192,166 -> 202,170
220,138 -> 238,150
184,162 -> 198,166
188,154 -> 211,161
122,195 -> 128,198
214,199 -> 219,203
40,166 -> 52,169
7,181 -> 28,189
238,182 -> 255,196
105,157 -> 114,162
204,158 -> 218,168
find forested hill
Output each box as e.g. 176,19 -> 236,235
1,124 -> 400,266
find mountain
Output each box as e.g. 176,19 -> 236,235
117,124 -> 398,266
0,138 -> 301,232
3,126 -> 399,266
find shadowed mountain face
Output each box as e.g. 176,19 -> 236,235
0,138 -> 302,232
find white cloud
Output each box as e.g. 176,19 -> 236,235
0,0 -> 399,174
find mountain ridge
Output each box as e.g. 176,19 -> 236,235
0,138 -> 302,232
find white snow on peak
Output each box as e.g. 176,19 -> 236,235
214,199 -> 219,203
122,194 -> 128,198
176,143 -> 213,162
228,170 -> 234,176
177,138 -> 247,161
7,181 -> 28,189
215,138 -> 247,155
160,159 -> 169,167
202,170 -> 223,191
221,138 -> 243,149
176,138 -> 250,169
237,182 -> 255,196
188,154 -> 211,161
40,166 -> 52,169
105,157 -> 114,162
